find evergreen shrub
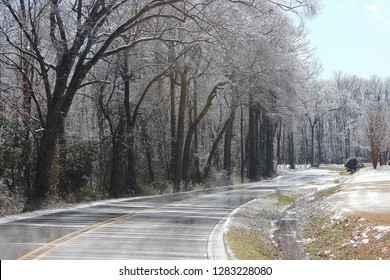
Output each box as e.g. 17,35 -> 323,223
344,157 -> 364,174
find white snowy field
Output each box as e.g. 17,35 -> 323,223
329,166 -> 390,214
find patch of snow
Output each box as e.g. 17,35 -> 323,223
277,164 -> 312,170
324,167 -> 390,214
331,213 -> 345,222
374,226 -> 390,233
302,238 -> 316,244
374,233 -> 384,240
348,166 -> 390,184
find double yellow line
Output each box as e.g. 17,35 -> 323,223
18,208 -> 151,260
17,193 -> 205,260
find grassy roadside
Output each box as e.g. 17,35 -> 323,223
318,165 -> 350,175
304,212 -> 390,259
227,226 -> 280,260
227,185 -> 390,260
226,166 -> 390,260
226,192 -> 295,260
303,176 -> 390,260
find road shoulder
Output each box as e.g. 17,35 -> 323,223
303,166 -> 390,260
223,167 -> 389,260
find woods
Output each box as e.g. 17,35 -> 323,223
0,0 -> 389,212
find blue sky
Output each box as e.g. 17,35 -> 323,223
305,0 -> 390,79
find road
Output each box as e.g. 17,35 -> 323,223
0,169 -> 327,260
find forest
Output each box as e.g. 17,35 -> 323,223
0,0 -> 389,212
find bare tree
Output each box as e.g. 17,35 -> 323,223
361,101 -> 389,169
0,0 -> 199,206
0,0 -> 322,209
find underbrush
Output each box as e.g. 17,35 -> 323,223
0,184 -> 26,217
63,185 -> 107,204
0,173 -> 241,216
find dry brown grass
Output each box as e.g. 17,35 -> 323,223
304,212 -> 390,260
265,191 -> 295,205
227,226 -> 279,260
304,180 -> 390,259
347,212 -> 390,225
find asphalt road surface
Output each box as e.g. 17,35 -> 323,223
0,169 -> 327,260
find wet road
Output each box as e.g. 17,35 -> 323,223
0,170 -> 327,260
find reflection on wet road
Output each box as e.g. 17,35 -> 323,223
0,170 -> 327,260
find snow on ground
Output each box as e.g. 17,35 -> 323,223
328,166 -> 390,214
302,167 -> 390,259
348,165 -> 390,183
224,167 -> 390,259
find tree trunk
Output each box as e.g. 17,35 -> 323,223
310,124 -> 315,166
224,104 -> 241,180
263,114 -> 275,178
384,149 -> 389,165
247,95 -> 259,181
173,70 -> 188,193
276,121 -> 282,165
123,69 -> 138,195
169,76 -> 176,181
204,111 -> 235,178
240,105 -> 245,183
288,132 -> 295,169
317,119 -> 323,165
223,113 -> 235,177
222,87 -> 238,179
258,109 -> 265,177
31,58 -> 81,206
370,134 -> 380,169
126,134 -> 138,195
31,114 -> 60,205
192,79 -> 202,183
21,54 -> 33,196
182,81 -> 227,184
371,148 -> 379,169
109,119 -> 126,198
141,121 -> 155,183
308,117 -> 318,167
57,120 -> 68,198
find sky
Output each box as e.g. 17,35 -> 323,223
305,0 -> 390,79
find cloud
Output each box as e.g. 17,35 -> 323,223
365,4 -> 379,12
364,4 -> 390,28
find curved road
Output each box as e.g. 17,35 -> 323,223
0,170 -> 327,260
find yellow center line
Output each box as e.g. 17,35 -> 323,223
17,207 -> 156,260
17,193 -> 214,260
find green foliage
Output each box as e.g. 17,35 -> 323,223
0,190 -> 17,216
344,157 -> 364,174
0,117 -> 34,193
61,138 -> 98,196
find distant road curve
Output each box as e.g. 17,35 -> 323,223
0,169 -> 327,260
